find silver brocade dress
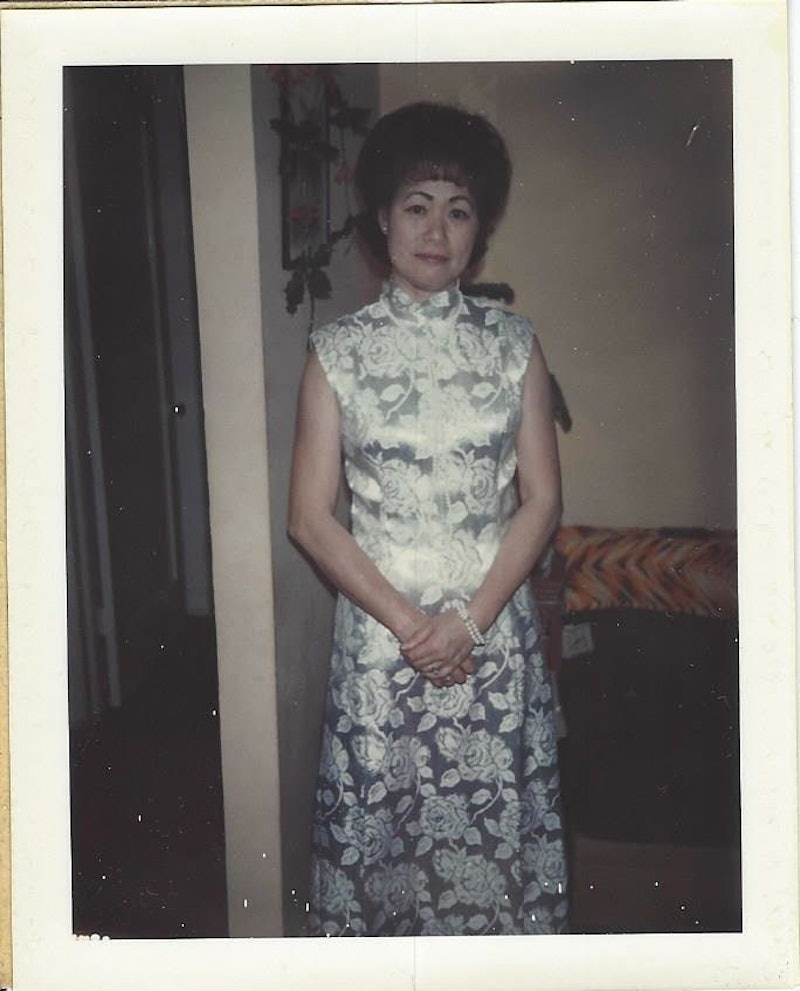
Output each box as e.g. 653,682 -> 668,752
307,282 -> 568,937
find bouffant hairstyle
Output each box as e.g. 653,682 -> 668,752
354,102 -> 512,271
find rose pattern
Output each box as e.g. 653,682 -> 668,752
365,862 -> 429,922
351,732 -> 387,773
382,737 -> 430,791
497,796 -> 522,847
419,794 -> 470,841
359,321 -> 416,379
312,861 -> 356,915
379,460 -> 428,518
421,679 -> 473,720
436,725 -> 514,782
361,808 -> 395,865
433,849 -> 508,908
318,726 -> 350,782
331,668 -> 392,727
307,283 -> 567,936
464,456 -> 499,516
452,320 -> 502,373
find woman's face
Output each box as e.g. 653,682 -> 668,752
380,179 -> 479,301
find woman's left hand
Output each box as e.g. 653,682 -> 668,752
401,612 -> 476,686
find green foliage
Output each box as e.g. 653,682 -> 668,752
268,66 -> 369,331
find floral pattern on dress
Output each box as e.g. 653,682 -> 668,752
307,283 -> 568,936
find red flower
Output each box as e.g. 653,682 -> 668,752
288,201 -> 320,228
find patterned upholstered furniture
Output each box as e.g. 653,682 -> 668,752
551,526 -> 740,933
555,526 -> 737,618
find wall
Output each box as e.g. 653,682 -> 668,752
380,61 -> 736,529
184,65 -> 283,937
251,64 -> 380,935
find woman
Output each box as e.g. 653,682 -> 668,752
289,102 -> 568,936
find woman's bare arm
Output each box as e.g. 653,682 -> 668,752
467,333 -> 562,632
288,352 -> 425,642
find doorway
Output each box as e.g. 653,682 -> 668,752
65,65 -> 228,938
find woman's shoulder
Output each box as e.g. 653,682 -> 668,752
461,293 -> 535,344
308,298 -> 389,387
309,302 -> 381,352
310,297 -> 385,349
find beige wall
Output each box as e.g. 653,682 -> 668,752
251,65 -> 380,934
184,65 -> 283,937
184,63 -> 379,939
380,62 -> 736,529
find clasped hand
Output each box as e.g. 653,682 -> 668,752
400,611 -> 477,688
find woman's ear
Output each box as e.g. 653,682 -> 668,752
378,208 -> 388,235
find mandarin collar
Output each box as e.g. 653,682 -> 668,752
381,281 -> 463,323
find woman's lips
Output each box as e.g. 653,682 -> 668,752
416,253 -> 448,264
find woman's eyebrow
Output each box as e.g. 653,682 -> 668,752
401,190 -> 475,205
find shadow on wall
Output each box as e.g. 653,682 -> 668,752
252,61 -> 382,937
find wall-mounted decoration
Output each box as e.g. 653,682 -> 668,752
268,66 -> 370,330
273,69 -> 333,270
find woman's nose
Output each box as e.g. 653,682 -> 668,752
425,210 -> 447,241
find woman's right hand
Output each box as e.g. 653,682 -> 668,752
399,613 -> 477,687
430,656 -> 476,688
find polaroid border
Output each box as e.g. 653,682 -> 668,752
1,2 -> 796,990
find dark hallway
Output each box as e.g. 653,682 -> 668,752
69,626 -> 227,938
65,65 -> 228,938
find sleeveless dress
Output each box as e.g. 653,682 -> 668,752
307,282 -> 568,936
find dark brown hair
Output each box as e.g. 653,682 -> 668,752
354,102 -> 512,271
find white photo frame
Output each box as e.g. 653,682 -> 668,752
2,3 -> 796,990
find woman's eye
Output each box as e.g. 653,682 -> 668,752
406,203 -> 426,215
450,208 -> 472,221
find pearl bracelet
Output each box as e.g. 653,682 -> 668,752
452,601 -> 486,647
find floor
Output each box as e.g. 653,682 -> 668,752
567,835 -> 741,934
70,589 -> 743,940
70,651 -> 228,939
70,693 -> 741,938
